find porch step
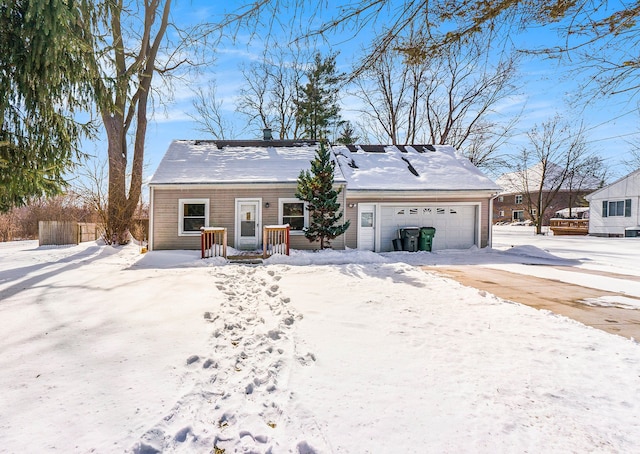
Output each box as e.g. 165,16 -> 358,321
227,254 -> 264,264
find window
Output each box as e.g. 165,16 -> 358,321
513,210 -> 524,221
279,199 -> 308,232
498,210 -> 505,217
530,209 -> 537,217
603,199 -> 631,217
515,194 -> 523,204
179,199 -> 209,235
498,196 -> 504,202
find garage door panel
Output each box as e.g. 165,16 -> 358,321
379,205 -> 476,252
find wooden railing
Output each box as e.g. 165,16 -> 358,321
549,218 -> 589,236
263,224 -> 290,258
201,227 -> 227,259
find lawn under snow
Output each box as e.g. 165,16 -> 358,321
1,226 -> 639,453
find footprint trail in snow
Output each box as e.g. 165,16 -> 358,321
131,265 -> 325,453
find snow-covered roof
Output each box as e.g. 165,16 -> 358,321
150,140 -> 499,192
150,140 -> 346,185
333,144 -> 500,191
497,161 -> 601,194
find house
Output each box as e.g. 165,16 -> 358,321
148,139 -> 501,252
585,168 -> 640,237
493,161 -> 599,225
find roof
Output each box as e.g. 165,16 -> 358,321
150,140 -> 346,185
150,140 -> 499,192
585,167 -> 640,201
497,161 -> 601,194
333,144 -> 500,191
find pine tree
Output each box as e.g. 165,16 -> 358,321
296,141 -> 350,249
294,53 -> 343,140
0,0 -> 93,212
335,121 -> 359,145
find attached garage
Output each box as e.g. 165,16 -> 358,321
333,144 -> 501,252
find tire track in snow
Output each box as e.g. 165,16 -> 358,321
131,265 -> 325,453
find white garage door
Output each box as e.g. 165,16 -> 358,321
380,205 -> 477,252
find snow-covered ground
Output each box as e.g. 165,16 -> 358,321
1,227 -> 639,453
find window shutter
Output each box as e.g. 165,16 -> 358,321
602,201 -> 608,217
625,199 -> 632,217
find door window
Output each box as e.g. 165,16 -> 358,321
361,212 -> 374,227
240,204 -> 256,236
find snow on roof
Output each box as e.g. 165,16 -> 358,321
497,161 -> 601,194
332,144 -> 500,191
150,140 -> 347,185
150,140 -> 499,192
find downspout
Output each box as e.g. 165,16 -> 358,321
342,183 -> 348,249
148,185 -> 154,251
488,192 -> 498,248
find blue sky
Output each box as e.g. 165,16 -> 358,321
80,0 -> 640,187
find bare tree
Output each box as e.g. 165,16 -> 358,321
504,117 -> 603,234
190,81 -> 236,139
74,159 -> 110,241
352,49 -> 417,145
234,43 -> 311,139
352,30 -> 519,169
77,1 -> 214,244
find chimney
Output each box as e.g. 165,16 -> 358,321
263,127 -> 273,141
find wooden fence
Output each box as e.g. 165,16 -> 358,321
39,221 -> 100,246
263,225 -> 290,258
39,221 -> 78,246
201,227 -> 227,259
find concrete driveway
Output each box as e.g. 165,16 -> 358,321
424,265 -> 640,340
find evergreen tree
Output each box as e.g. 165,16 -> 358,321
335,121 -> 359,145
295,53 -> 343,140
296,141 -> 350,248
0,0 -> 93,211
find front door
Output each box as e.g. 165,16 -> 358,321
357,204 -> 376,251
235,199 -> 261,250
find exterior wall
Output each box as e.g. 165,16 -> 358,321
150,184 -> 347,250
493,190 -> 591,225
343,195 -> 493,249
587,171 -> 640,237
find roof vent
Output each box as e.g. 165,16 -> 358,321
263,128 -> 273,140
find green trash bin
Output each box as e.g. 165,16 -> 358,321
419,227 -> 436,251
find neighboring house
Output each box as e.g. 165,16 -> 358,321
585,168 -> 640,237
493,162 -> 598,225
148,139 -> 500,252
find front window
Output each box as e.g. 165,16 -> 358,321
179,199 -> 209,235
515,194 -> 523,204
513,210 -> 524,221
279,199 -> 308,232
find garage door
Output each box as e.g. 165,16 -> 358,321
380,205 -> 477,251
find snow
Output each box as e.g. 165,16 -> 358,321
333,144 -> 500,191
1,227 -> 640,453
149,141 -> 500,193
150,140 -> 346,185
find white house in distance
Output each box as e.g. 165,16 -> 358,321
147,138 -> 501,252
585,168 -> 640,237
